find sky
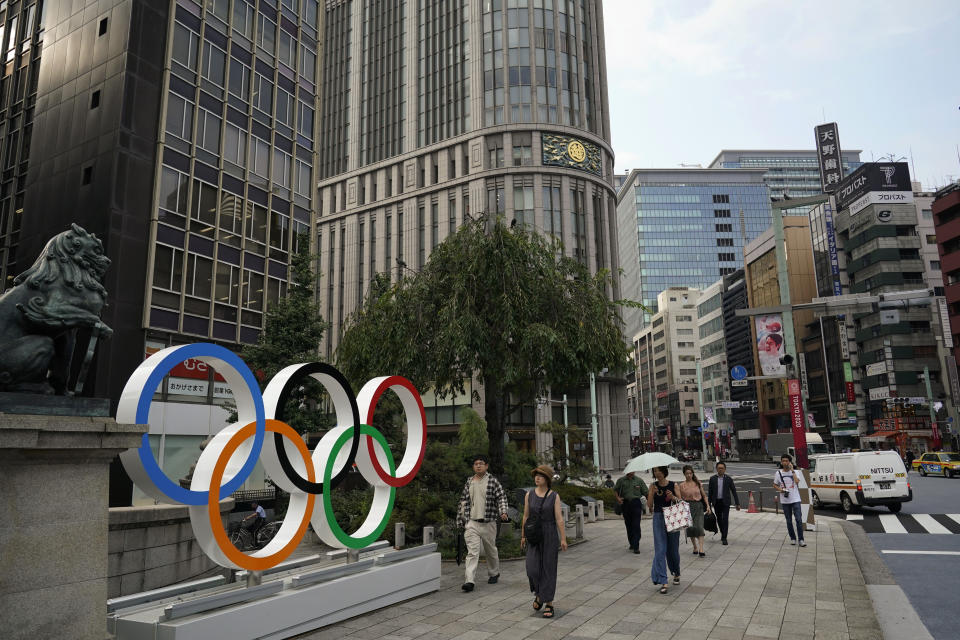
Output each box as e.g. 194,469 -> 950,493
602,0 -> 960,191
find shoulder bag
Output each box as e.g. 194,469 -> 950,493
523,490 -> 549,545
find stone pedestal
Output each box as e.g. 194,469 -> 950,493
0,412 -> 145,640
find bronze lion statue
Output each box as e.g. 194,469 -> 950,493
0,223 -> 112,394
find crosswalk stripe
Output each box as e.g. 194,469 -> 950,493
947,514 -> 960,526
846,515 -> 863,521
911,514 -> 951,534
931,514 -> 960,534
878,515 -> 908,534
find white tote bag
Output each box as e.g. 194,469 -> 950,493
663,500 -> 693,533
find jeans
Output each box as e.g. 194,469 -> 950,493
651,512 -> 681,585
783,501 -> 804,541
622,498 -> 644,550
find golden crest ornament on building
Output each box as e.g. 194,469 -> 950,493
542,133 -> 601,175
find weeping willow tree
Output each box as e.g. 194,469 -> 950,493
336,214 -> 629,474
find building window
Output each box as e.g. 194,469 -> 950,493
201,41 -> 227,86
165,91 -> 194,141
153,245 -> 183,292
196,109 -> 222,155
185,254 -> 213,298
229,58 -> 251,100
172,22 -> 199,72
224,124 -> 247,166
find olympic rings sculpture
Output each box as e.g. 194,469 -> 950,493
117,343 -> 426,571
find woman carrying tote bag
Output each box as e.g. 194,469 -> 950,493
647,466 -> 682,594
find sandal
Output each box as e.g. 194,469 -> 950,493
659,586 -> 668,594
542,604 -> 555,618
532,597 -> 542,611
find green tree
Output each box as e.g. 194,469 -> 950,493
536,420 -> 598,484
239,241 -> 329,433
336,214 -> 628,474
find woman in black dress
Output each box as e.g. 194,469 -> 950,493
521,464 -> 568,618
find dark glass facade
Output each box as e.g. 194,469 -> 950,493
10,0 -> 321,403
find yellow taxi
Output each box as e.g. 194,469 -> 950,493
912,452 -> 960,478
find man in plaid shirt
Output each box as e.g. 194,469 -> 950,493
457,454 -> 509,592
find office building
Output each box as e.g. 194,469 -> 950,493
630,287 -> 701,452
4,1 -> 325,504
312,0 -> 628,467
709,149 -> 862,212
831,164 -> 948,451
744,216 -> 818,446
696,269 -> 754,455
719,269 -> 758,452
934,182 -> 960,360
615,168 -> 771,337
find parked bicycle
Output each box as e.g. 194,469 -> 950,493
228,519 -> 282,551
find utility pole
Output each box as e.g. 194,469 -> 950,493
923,366 -> 938,448
697,359 -> 707,466
589,372 -> 600,481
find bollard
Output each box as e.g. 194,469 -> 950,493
575,504 -> 583,519
246,570 -> 262,588
561,504 -> 570,523
423,526 -> 435,544
346,549 -> 360,564
586,503 -> 597,523
596,500 -> 605,520
575,511 -> 584,539
394,522 -> 406,549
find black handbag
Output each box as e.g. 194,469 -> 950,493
524,490 -> 549,545
614,502 -> 623,516
704,510 -> 718,534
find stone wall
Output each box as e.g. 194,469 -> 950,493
107,499 -> 233,597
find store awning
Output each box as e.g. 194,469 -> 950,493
861,431 -> 898,439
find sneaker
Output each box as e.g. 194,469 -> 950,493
721,539 -> 728,546
799,541 -> 807,547
461,582 -> 474,592
790,539 -> 797,546
488,574 -> 499,584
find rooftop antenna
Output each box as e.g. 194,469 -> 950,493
909,146 -> 917,182
821,106 -> 826,122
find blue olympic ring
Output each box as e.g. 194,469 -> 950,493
129,343 -> 265,506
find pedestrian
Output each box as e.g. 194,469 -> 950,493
905,449 -> 915,470
678,465 -> 710,557
773,454 -> 806,547
708,461 -> 740,545
456,454 -> 510,592
521,465 -> 568,619
614,470 -> 648,554
603,473 -> 615,488
647,466 -> 681,594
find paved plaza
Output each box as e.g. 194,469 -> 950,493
294,510 -> 883,640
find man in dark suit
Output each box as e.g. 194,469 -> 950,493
708,461 -> 740,544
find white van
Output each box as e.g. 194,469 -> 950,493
809,451 -> 912,513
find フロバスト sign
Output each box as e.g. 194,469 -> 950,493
836,162 -> 911,211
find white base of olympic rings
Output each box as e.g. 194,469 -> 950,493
109,550 -> 440,640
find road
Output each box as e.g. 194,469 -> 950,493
724,462 -> 960,640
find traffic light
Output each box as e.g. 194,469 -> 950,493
741,400 -> 759,413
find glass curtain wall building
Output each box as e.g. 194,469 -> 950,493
314,0 -> 628,467
709,149 -> 862,214
615,168 -> 771,337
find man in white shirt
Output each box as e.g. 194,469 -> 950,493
773,454 -> 805,547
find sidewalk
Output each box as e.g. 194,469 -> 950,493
292,509 -> 884,640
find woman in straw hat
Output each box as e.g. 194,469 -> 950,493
521,464 -> 568,618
